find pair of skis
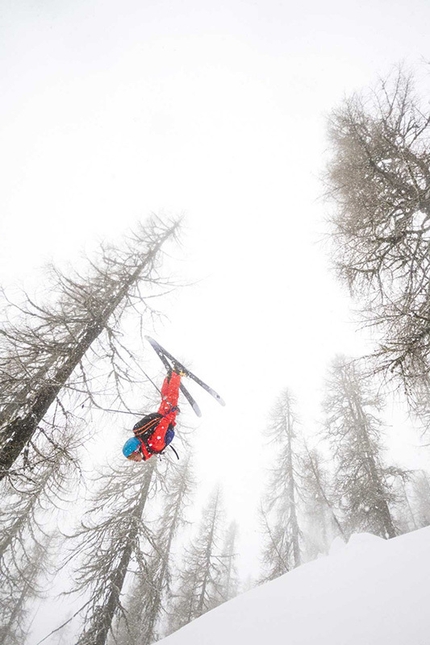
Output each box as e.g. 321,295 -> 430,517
145,336 -> 225,417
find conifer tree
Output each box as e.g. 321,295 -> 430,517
0,423 -> 80,644
0,536 -> 54,645
216,520 -> 240,603
260,389 -> 302,582
411,470 -> 430,528
167,486 -> 225,634
322,356 -> 402,539
384,469 -> 424,534
113,457 -> 195,645
325,68 -> 430,406
65,459 -> 158,645
300,445 -> 345,558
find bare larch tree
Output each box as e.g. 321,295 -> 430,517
0,536 -> 51,645
0,422 -> 80,644
300,444 -> 345,559
325,67 -> 430,408
322,356 -> 403,539
167,486 -> 226,635
260,388 -> 302,582
215,520 -> 240,604
65,458 -> 158,645
410,469 -> 430,528
112,456 -> 195,645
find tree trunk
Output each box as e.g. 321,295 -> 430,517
286,409 -> 301,568
0,321 -> 102,478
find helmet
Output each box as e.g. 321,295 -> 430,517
122,437 -> 141,458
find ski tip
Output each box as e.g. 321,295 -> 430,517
208,390 -> 226,406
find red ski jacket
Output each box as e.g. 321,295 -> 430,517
134,371 -> 181,460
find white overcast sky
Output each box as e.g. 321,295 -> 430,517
2,0 -> 430,587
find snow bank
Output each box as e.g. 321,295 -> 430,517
160,526 -> 430,645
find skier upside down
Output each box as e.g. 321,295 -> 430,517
122,337 -> 225,462
122,370 -> 183,462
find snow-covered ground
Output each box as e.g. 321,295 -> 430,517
160,526 -> 430,645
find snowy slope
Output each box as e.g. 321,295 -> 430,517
160,527 -> 430,645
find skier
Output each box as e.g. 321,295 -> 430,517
122,336 -> 225,462
122,369 -> 183,462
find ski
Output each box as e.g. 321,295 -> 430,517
146,337 -> 202,417
145,336 -> 225,408
179,384 -> 202,418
